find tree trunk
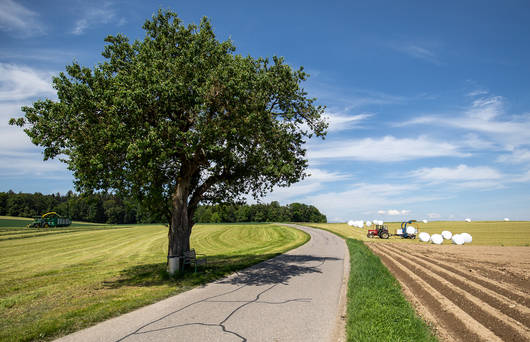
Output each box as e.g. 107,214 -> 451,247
167,180 -> 193,274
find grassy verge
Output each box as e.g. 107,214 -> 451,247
305,224 -> 437,341
345,239 -> 436,341
0,221 -> 309,342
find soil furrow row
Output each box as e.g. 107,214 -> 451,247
388,244 -> 530,304
374,244 -> 529,342
370,244 -> 501,342
382,244 -> 530,327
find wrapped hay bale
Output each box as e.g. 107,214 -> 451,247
465,218 -> 472,222
366,220 -> 372,227
406,226 -> 417,235
422,219 -> 428,223
452,234 -> 465,245
461,232 -> 472,243
441,230 -> 452,240
418,232 -> 430,242
431,234 -> 443,245
347,220 -> 355,226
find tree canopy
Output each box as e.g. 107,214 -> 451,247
10,10 -> 326,268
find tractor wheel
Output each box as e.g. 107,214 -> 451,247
367,232 -> 374,238
44,223 -> 49,228
380,231 -> 390,239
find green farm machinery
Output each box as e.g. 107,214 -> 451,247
27,212 -> 72,228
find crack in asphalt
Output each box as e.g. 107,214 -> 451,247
116,255 -> 327,341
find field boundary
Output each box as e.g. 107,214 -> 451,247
306,224 -> 438,341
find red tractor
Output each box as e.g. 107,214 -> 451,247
367,224 -> 390,239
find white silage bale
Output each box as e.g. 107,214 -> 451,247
452,234 -> 465,245
441,231 -> 452,240
406,226 -> 417,235
396,228 -> 403,235
422,219 -> 428,224
418,232 -> 430,242
504,218 -> 510,221
366,221 -> 372,227
465,218 -> 472,222
461,233 -> 472,243
347,220 -> 355,226
431,234 -> 443,245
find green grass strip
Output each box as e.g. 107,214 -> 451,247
345,238 -> 437,342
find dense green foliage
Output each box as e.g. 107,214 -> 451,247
10,9 -> 326,260
0,191 -> 326,224
0,222 -> 309,341
194,201 -> 326,223
0,190 -> 156,224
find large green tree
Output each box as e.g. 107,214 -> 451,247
10,10 -> 326,271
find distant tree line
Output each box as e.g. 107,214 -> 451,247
194,201 -> 327,223
0,191 -> 326,224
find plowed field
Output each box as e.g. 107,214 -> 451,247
368,243 -> 530,342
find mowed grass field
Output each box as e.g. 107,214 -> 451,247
0,218 -> 309,342
309,220 -> 530,246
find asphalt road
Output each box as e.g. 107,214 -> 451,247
55,224 -> 349,342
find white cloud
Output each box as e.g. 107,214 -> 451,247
512,170 -> 530,183
382,209 -> 410,215
307,81 -> 406,110
497,149 -> 530,164
389,41 -> 442,65
427,213 -> 441,219
455,180 -> 504,189
467,89 -> 489,97
460,133 -> 496,150
467,96 -> 503,121
409,164 -> 502,182
0,152 -> 67,178
265,182 -> 322,202
402,96 -> 530,147
0,63 -> 55,101
323,112 -> 372,131
0,64 -> 65,181
0,0 -> 45,37
299,182 -> 442,220
309,135 -> 468,162
72,3 -> 116,35
264,168 -> 350,203
305,168 -> 351,182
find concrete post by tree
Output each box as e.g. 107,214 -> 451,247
10,10 -> 327,272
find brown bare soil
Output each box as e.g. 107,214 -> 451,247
367,242 -> 530,342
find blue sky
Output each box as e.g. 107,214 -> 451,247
1,0 -> 530,222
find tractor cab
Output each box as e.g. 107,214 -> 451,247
27,212 -> 72,228
367,224 -> 390,239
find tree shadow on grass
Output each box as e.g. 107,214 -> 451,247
100,253 -> 281,289
101,253 -> 341,289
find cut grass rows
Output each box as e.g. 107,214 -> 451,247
0,221 -> 309,342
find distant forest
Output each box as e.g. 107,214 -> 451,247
0,191 -> 327,224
